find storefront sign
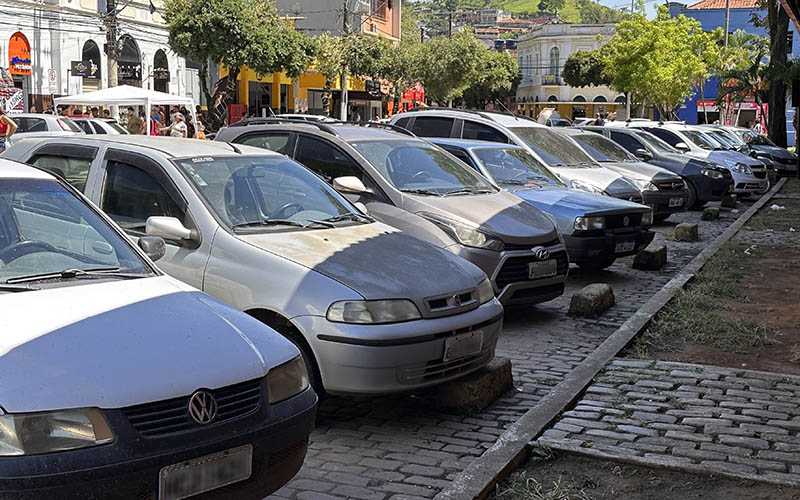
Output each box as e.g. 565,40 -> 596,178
71,61 -> 90,77
1,87 -> 24,112
118,63 -> 141,81
697,99 -> 760,112
9,32 -> 31,76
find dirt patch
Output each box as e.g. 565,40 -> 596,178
494,451 -> 800,500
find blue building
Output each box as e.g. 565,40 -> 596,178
668,0 -> 798,144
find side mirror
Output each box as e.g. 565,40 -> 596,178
333,176 -> 369,194
146,216 -> 198,242
674,142 -> 690,152
634,148 -> 653,161
138,236 -> 166,262
354,201 -> 369,214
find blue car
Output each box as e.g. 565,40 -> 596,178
431,139 -> 655,271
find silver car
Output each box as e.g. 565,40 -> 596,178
6,112 -> 83,139
72,117 -> 129,135
4,136 -> 503,396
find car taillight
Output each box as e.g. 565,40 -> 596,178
57,119 -> 71,131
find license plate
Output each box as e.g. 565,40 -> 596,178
669,197 -> 684,207
528,259 -> 557,279
159,445 -> 252,500
615,241 -> 636,253
443,330 -> 484,362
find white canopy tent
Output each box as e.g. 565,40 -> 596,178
54,85 -> 197,135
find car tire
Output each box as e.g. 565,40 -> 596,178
292,339 -> 326,400
686,181 -> 704,210
577,256 -> 616,272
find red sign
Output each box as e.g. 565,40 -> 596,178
0,87 -> 24,112
228,104 -> 247,124
9,32 -> 31,76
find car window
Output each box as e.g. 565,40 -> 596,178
440,147 -> 478,169
508,127 -> 596,167
572,133 -> 633,162
91,122 -> 107,134
610,131 -> 646,154
461,121 -> 508,143
101,161 -> 185,233
107,121 -> 128,134
238,132 -> 293,155
75,121 -> 94,134
0,178 -> 150,285
394,117 -> 411,130
644,128 -> 681,147
295,135 -> 362,182
473,148 -> 563,187
633,131 -> 678,154
410,117 -> 455,138
683,130 -> 717,150
14,117 -> 47,133
29,155 -> 93,193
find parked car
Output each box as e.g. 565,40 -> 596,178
389,108 -> 643,201
545,118 -> 572,127
572,117 -> 597,127
215,122 -> 570,306
616,121 -> 769,196
4,135 -> 503,395
71,117 -> 128,135
580,126 -> 732,209
697,125 -> 777,180
7,113 -> 83,138
0,157 -> 316,499
713,125 -> 797,177
557,128 -> 689,221
430,139 -> 655,271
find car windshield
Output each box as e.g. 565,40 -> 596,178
746,131 -> 776,146
176,155 -> 364,231
572,134 -> 634,162
633,131 -> 678,154
706,131 -> 737,149
473,148 -> 564,188
350,140 -> 497,196
57,117 -> 83,133
683,130 -> 718,150
508,127 -> 597,167
107,121 -> 128,134
0,178 -> 150,286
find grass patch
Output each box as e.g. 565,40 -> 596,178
495,472 -> 594,500
782,178 -> 800,192
629,242 -> 774,358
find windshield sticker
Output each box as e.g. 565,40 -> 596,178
192,157 -> 214,163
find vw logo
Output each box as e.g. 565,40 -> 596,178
532,246 -> 550,260
623,216 -> 630,227
188,390 -> 218,425
672,182 -> 683,190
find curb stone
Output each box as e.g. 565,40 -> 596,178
433,179 -> 787,500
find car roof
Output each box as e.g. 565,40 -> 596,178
9,113 -> 59,119
429,138 -> 525,150
0,158 -> 55,179
13,136 -> 276,159
554,128 -> 587,136
399,108 -> 545,129
219,122 -> 418,142
72,117 -> 116,122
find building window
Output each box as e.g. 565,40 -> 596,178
534,52 -> 540,75
549,47 -> 560,77
371,0 -> 387,19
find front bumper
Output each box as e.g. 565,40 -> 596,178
641,190 -> 689,215
565,228 -> 655,264
729,170 -> 769,194
688,172 -> 729,203
294,299 -> 504,395
0,389 -> 318,500
772,157 -> 798,175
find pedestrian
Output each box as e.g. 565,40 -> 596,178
125,106 -> 143,134
102,109 -> 111,118
354,112 -> 362,122
29,105 -> 37,113
0,108 -> 19,152
595,113 -> 605,126
91,107 -> 100,118
158,112 -> 187,138
150,107 -> 161,136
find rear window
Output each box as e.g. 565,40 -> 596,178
410,117 -> 454,138
509,127 -> 596,167
13,117 -> 47,133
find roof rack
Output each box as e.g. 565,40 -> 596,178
406,106 -> 486,117
329,121 -> 416,137
404,106 -> 539,124
226,118 -> 338,136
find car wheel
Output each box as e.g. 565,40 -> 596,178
292,339 -> 326,399
577,256 -> 616,272
686,181 -> 704,210
654,213 -> 671,223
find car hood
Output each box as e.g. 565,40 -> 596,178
238,222 -> 485,301
510,186 -> 649,216
599,161 -> 682,183
403,190 -> 559,245
710,150 -> 764,167
754,145 -> 796,160
0,276 -> 299,412
549,165 -> 630,190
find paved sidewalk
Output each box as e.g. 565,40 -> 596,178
537,359 -> 800,487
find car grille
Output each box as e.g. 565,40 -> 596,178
503,237 -> 561,252
655,181 -> 684,192
754,171 -> 767,179
425,289 -> 477,316
604,213 -> 643,230
399,346 -> 494,384
122,379 -> 263,437
775,157 -> 795,165
495,250 -> 568,289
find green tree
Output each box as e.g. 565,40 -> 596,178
416,30 -> 486,104
690,29 -> 723,124
717,48 -> 770,130
539,0 -> 567,15
402,3 -> 422,43
577,0 -> 624,23
601,6 -> 706,119
462,50 -> 520,108
562,50 -> 610,87
163,0 -> 314,130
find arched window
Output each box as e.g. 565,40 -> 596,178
547,95 -> 558,102
118,35 -> 142,87
593,95 -> 608,102
549,46 -> 560,76
614,95 -> 626,104
154,49 -> 169,93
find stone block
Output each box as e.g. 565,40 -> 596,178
568,283 -> 615,318
672,223 -> 699,242
702,207 -> 720,220
632,243 -> 667,270
721,193 -> 738,208
434,357 -> 512,414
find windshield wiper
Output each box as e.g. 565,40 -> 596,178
400,188 -> 441,196
0,283 -> 39,293
231,219 -> 308,230
318,213 -> 374,223
7,268 -> 145,284
442,188 -> 495,197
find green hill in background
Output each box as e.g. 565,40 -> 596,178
409,0 -> 613,25
500,0 -> 580,22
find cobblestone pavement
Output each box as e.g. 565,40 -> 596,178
537,359 -> 800,487
270,201 -> 755,500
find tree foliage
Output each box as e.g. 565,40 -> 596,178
416,30 -> 486,104
462,50 -> 520,108
538,0 -> 567,15
576,0 -> 624,23
562,50 -> 610,87
601,6 -> 706,119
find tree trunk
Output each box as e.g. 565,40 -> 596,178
700,81 -> 709,124
323,81 -> 332,117
206,66 -> 238,132
767,0 -> 789,146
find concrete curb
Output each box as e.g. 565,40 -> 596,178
434,179 -> 787,500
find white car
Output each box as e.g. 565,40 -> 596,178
0,158 -> 316,499
71,117 -> 128,135
7,113 -> 83,138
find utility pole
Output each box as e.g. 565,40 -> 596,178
420,26 -> 425,43
105,0 -> 119,90
448,12 -> 452,38
340,0 -> 349,121
724,0 -> 730,47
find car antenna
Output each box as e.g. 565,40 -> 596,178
494,99 -> 519,120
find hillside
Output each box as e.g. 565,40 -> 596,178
499,0 -> 580,22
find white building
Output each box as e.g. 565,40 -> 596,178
0,0 -> 195,112
515,23 -> 627,121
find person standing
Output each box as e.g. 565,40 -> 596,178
125,106 -> 143,134
158,112 -> 187,138
0,109 -> 19,152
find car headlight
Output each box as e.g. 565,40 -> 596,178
632,179 -> 659,191
417,212 -> 503,251
0,408 -> 113,456
701,168 -> 726,180
732,162 -> 752,174
327,299 -> 421,324
568,179 -> 606,195
641,210 -> 653,226
574,216 -> 605,231
477,278 -> 495,304
268,355 -> 310,404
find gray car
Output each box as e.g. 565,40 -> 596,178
3,136 -> 503,396
7,112 -> 83,138
557,128 -> 689,221
215,122 -> 570,306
